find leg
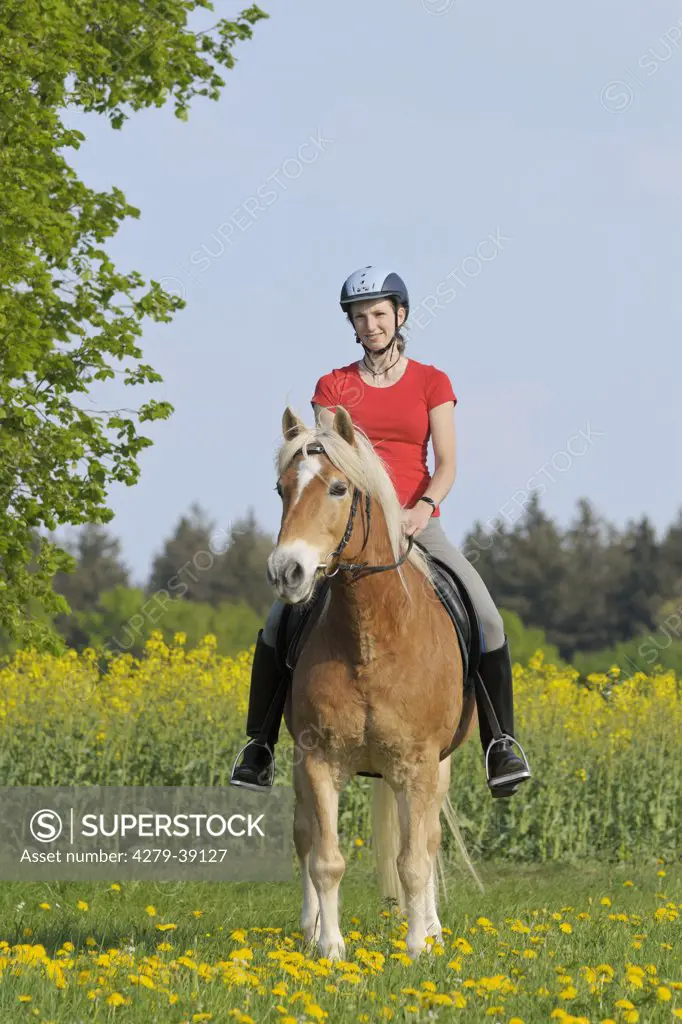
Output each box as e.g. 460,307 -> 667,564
300,755 -> 346,959
416,520 -> 531,796
423,756 -> 450,943
293,761 -> 320,943
231,602 -> 289,790
395,766 -> 438,959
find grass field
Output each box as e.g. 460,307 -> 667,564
0,860 -> 679,1023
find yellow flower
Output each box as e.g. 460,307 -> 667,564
77,900 -> 89,911
657,986 -> 671,1001
106,992 -> 128,1006
109,883 -> 121,891
453,937 -> 473,954
600,897 -> 612,907
145,905 -> 157,916
559,923 -> 573,934
156,923 -> 177,931
18,995 -> 32,1002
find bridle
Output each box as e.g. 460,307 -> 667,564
292,442 -> 414,584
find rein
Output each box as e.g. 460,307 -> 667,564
295,442 -> 414,583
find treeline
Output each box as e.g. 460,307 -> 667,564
463,495 -> 682,676
6,497 -> 682,674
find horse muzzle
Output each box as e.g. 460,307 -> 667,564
267,542 -> 320,603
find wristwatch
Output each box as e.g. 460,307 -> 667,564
417,496 -> 437,514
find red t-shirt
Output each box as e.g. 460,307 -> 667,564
310,359 -> 456,516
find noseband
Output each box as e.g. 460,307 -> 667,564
291,441 -> 414,583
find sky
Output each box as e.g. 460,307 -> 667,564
64,0 -> 682,584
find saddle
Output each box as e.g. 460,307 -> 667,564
274,551 -> 483,772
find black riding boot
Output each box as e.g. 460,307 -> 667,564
477,637 -> 531,798
230,630 -> 289,791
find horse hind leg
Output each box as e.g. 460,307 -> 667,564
293,761 -> 320,944
300,755 -> 346,960
395,765 -> 439,960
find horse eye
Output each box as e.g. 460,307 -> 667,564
329,481 -> 348,497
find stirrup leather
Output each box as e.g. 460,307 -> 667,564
484,734 -> 532,788
231,739 -> 275,788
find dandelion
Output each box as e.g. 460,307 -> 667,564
106,992 -> 128,1006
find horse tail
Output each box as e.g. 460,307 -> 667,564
371,779 -> 405,908
439,791 -> 484,894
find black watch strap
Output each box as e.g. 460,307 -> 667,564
418,496 -> 436,512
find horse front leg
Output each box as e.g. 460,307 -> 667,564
293,759 -> 320,944
395,767 -> 439,959
423,756 -> 451,944
300,754 -> 346,960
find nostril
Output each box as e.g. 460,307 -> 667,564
284,561 -> 304,588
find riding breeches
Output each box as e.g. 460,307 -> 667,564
261,517 -> 505,653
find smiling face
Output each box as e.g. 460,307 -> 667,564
348,297 -> 406,353
267,448 -> 354,603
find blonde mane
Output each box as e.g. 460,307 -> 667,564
277,418 -> 432,592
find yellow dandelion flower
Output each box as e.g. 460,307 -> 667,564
18,995 -> 32,1002
559,923 -> 573,934
600,897 -> 612,907
77,900 -> 89,911
106,992 -> 128,1006
39,903 -> 50,911
145,905 -> 157,916
155,923 -> 177,931
657,986 -> 671,1001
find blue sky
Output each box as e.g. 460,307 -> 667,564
66,0 -> 682,583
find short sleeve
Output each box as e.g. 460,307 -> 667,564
426,366 -> 457,410
311,373 -> 340,411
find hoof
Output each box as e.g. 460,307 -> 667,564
407,941 -> 427,960
317,937 -> 346,961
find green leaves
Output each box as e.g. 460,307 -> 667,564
0,1 -> 267,647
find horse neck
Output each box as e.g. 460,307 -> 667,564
329,508 -> 415,655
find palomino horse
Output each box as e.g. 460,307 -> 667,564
268,405 -> 477,960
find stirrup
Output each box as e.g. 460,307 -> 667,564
484,734 -> 532,788
230,739 -> 275,790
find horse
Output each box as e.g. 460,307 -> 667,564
268,404 -> 478,960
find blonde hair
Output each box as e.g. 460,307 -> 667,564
277,417 -> 431,595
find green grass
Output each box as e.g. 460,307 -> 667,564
0,860 -> 679,1022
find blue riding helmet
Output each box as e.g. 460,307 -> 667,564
340,267 -> 410,321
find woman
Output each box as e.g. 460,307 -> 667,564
231,267 -> 531,798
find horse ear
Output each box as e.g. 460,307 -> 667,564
333,405 -> 355,446
282,407 -> 306,440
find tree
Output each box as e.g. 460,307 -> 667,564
608,516 -> 662,642
554,499 -> 611,656
53,525 -> 129,647
213,508 -> 275,615
147,504 -> 219,604
660,508 -> 682,600
490,495 -> 566,639
0,1 -> 268,647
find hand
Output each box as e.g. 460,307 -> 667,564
401,502 -> 433,538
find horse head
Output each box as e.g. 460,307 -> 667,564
266,405 -> 369,603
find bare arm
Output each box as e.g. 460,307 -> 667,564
421,401 -> 457,507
